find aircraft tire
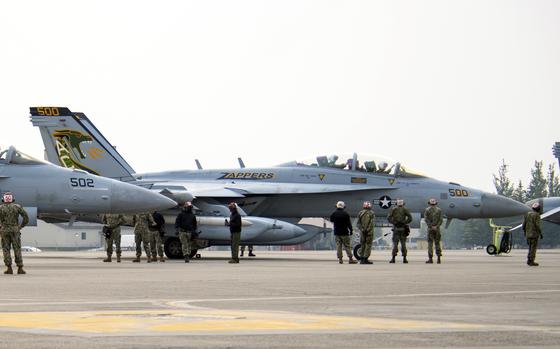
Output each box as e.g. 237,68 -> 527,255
353,244 -> 362,260
486,244 -> 497,255
164,237 -> 184,259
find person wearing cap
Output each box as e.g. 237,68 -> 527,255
523,202 -> 542,266
424,198 -> 443,264
387,198 -> 412,263
330,201 -> 358,264
175,202 -> 197,263
0,192 -> 29,275
227,202 -> 242,264
357,201 -> 375,264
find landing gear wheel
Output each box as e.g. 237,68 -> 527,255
486,244 -> 497,255
353,244 -> 362,260
164,237 -> 183,259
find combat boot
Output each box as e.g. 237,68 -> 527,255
17,266 -> 26,275
228,259 -> 239,264
389,256 -> 396,263
362,259 -> 373,264
349,258 -> 358,264
338,258 -> 343,264
159,257 -> 166,263
146,257 -> 152,263
240,250 -> 244,257
359,258 -> 365,264
151,256 -> 158,262
184,257 -> 190,263
248,252 -> 256,257
528,261 -> 539,266
132,257 -> 140,263
437,256 -> 441,264
426,256 -> 433,264
4,265 -> 13,274
403,257 -> 408,264
116,255 -> 121,263
103,257 -> 112,262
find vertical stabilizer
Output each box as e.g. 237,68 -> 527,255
29,107 -> 136,182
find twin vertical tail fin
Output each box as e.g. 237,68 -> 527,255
29,107 -> 136,182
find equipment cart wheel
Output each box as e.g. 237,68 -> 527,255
486,244 -> 497,255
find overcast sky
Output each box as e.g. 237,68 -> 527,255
1,0 -> 558,192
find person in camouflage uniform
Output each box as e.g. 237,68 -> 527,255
0,192 -> 29,275
132,212 -> 156,263
523,202 -> 542,266
357,201 -> 375,264
150,211 -> 166,262
388,199 -> 412,264
424,198 -> 444,264
101,213 -> 125,263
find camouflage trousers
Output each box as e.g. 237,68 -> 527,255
179,231 -> 193,259
335,235 -> 353,260
105,227 -> 121,258
527,238 -> 539,263
427,229 -> 442,257
135,231 -> 151,259
359,230 -> 373,259
1,230 -> 23,267
392,230 -> 407,257
150,231 -> 164,258
230,232 -> 241,261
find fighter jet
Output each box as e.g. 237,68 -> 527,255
0,145 -> 177,226
30,107 -> 529,258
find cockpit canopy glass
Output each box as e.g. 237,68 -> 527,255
277,153 -> 426,178
0,146 -> 45,165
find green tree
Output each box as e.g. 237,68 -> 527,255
527,161 -> 548,200
547,164 -> 560,197
462,219 -> 491,247
493,159 -> 514,198
512,180 -> 526,203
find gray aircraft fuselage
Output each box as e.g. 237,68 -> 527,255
137,165 -> 529,223
0,146 -> 176,225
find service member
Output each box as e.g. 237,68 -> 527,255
388,199 -> 412,264
132,212 -> 156,263
330,201 -> 357,264
175,202 -> 197,263
228,202 -> 242,264
0,192 -> 29,275
523,202 -> 542,266
150,210 -> 166,262
240,245 -> 255,257
357,201 -> 375,264
424,198 -> 443,264
101,213 -> 125,263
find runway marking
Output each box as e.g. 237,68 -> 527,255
0,290 -> 558,336
0,309 -> 485,336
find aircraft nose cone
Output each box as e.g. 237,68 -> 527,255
481,193 -> 530,218
110,181 -> 177,213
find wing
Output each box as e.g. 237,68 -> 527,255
509,206 -> 560,232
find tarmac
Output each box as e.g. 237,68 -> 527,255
0,249 -> 559,349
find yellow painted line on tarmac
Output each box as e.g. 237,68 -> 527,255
0,309 -> 484,336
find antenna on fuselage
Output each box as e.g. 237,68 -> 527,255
238,157 -> 245,169
195,159 -> 203,170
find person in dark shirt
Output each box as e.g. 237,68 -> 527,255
175,202 -> 197,263
330,201 -> 357,264
228,202 -> 242,264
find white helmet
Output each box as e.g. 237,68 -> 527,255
336,201 -> 345,209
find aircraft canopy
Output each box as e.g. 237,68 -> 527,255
0,146 -> 45,165
277,153 -> 426,178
